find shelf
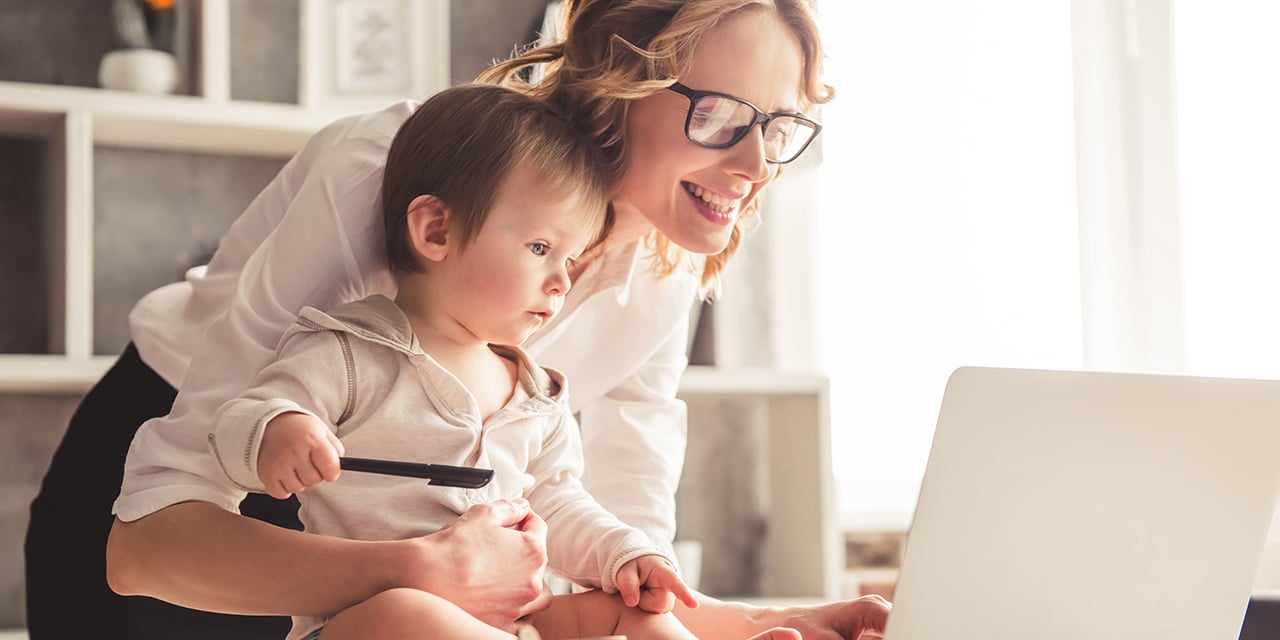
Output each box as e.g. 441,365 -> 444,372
0,355 -> 114,394
0,81 -> 349,156
680,366 -> 829,395
680,366 -> 837,599
0,358 -> 829,397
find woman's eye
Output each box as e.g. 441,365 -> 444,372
528,243 -> 549,256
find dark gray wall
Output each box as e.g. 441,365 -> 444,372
450,0 -> 551,83
0,138 -> 50,355
92,147 -> 287,354
0,394 -> 81,628
0,0 -> 130,89
229,0 -> 301,103
0,1 -> 551,101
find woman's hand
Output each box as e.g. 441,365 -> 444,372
764,595 -> 892,640
672,592 -> 891,640
406,499 -> 554,632
615,554 -> 700,614
256,411 -> 345,499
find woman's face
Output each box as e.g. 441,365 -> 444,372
615,8 -> 806,254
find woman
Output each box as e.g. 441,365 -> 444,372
29,0 -> 890,638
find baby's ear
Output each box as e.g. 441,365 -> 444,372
405,194 -> 450,263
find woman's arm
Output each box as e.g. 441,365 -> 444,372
114,106 -> 407,523
524,400 -> 668,593
552,266 -> 893,637
672,592 -> 891,640
106,502 -> 398,616
106,499 -> 554,630
575,305 -> 693,553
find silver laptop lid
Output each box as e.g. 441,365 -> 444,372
885,367 -> 1280,640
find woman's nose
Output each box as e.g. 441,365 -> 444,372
729,125 -> 773,182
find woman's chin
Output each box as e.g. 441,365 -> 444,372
671,230 -> 735,256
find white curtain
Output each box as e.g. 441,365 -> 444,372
1176,2 -> 1280,379
815,0 -> 1280,533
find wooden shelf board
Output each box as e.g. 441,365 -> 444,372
0,81 -> 355,156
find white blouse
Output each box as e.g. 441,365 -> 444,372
114,101 -> 700,554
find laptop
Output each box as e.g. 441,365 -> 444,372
883,367 -> 1280,640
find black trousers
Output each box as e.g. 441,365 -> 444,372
24,343 -> 300,639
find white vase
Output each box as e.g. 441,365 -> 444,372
98,48 -> 179,95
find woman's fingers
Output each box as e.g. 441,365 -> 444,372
417,501 -> 550,630
746,628 -> 802,640
464,497 -> 532,528
513,502 -> 547,538
516,581 -> 555,619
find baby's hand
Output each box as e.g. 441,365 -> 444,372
615,554 -> 699,614
257,411 -> 344,499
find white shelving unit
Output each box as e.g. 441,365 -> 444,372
0,80 -> 344,393
0,82 -> 340,392
679,366 -> 840,600
0,0 -> 448,392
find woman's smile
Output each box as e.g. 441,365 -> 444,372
683,181 -> 741,225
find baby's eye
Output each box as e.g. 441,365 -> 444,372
528,242 -> 549,257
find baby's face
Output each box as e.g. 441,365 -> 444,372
433,165 -> 600,346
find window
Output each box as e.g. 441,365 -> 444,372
816,0 -> 1280,533
1175,2 -> 1280,379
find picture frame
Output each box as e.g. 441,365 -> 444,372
298,0 -> 450,114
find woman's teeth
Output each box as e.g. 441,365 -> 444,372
685,183 -> 737,213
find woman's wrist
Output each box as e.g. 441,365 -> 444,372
380,534 -> 442,593
673,592 -> 773,637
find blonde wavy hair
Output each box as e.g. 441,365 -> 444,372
478,0 -> 833,293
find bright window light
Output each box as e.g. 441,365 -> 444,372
815,1 -> 1080,530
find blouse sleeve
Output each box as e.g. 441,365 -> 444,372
113,106 -> 408,521
576,302 -> 692,557
526,407 -> 668,593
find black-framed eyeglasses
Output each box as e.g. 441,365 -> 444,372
666,82 -> 821,165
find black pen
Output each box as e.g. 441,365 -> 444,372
339,457 -> 494,489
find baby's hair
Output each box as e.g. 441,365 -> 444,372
382,83 -> 612,274
480,0 -> 832,293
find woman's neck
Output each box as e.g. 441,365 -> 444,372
563,201 -> 651,282
602,200 -> 655,251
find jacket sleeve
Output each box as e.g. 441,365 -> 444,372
525,407 -> 670,593
209,328 -> 352,492
577,312 -> 690,558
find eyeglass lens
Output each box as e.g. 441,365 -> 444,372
688,95 -> 817,163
